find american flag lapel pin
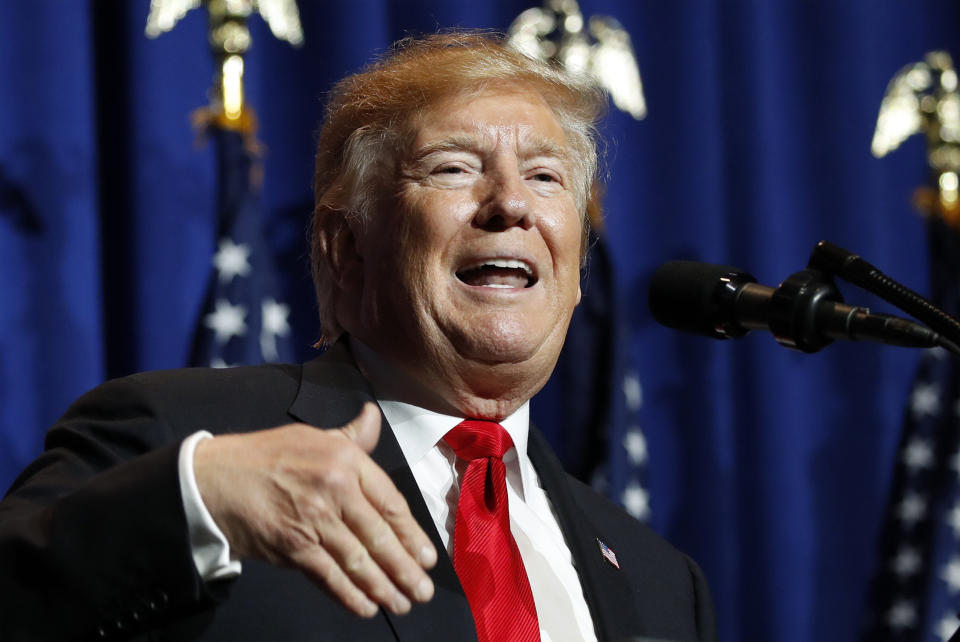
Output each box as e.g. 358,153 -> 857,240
596,538 -> 620,569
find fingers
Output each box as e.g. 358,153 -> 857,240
339,470 -> 436,607
333,405 -> 437,610
281,403 -> 434,616
196,404 -> 440,619
340,402 -> 436,566
357,458 -> 438,571
343,402 -> 438,571
340,402 -> 382,454
290,544 -> 379,618
305,515 -> 414,617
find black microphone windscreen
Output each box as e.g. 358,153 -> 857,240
648,261 -> 756,337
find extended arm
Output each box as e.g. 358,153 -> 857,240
0,375 -> 436,640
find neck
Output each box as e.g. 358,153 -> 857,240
349,336 -> 544,421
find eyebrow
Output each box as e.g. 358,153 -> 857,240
410,133 -> 571,164
409,135 -> 481,161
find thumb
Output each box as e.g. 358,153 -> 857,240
340,402 -> 382,453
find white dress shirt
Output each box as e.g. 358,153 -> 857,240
178,339 -> 598,641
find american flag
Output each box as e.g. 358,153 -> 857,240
590,233 -> 650,523
605,364 -> 651,523
862,217 -> 960,642
597,538 -> 620,569
191,126 -> 294,368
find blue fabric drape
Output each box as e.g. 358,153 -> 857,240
3,2 -> 960,641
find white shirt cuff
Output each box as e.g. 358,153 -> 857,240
178,431 -> 242,581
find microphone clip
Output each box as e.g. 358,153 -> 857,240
768,268 -> 847,353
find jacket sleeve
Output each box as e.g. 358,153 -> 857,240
0,376 -> 215,641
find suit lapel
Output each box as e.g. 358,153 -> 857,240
527,427 -> 644,641
288,343 -> 477,642
367,413 -> 478,642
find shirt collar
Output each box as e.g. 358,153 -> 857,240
377,398 -> 530,468
349,336 -> 532,485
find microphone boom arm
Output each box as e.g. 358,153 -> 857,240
808,240 -> 960,352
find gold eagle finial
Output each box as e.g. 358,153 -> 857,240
145,0 -> 303,132
507,0 -> 646,120
872,52 -> 960,226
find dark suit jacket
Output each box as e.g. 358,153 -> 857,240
0,344 -> 716,642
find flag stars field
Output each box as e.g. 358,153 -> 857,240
261,298 -> 291,337
897,492 -> 928,527
624,429 -> 647,466
205,299 -> 247,344
886,599 -> 917,630
946,502 -> 960,539
260,298 -> 291,362
942,557 -> 960,593
911,383 -> 942,418
903,438 -> 935,471
938,612 -> 960,642
891,546 -> 922,578
622,481 -> 649,521
213,237 -> 252,283
189,117 -> 293,389
622,372 -> 642,411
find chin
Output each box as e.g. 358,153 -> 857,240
450,321 -> 554,366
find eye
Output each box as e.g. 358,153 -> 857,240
527,168 -> 564,188
423,160 -> 477,187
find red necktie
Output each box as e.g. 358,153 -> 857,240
443,420 -> 541,642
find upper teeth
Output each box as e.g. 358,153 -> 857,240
461,259 -> 533,276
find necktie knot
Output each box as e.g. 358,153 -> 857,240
443,419 -> 514,461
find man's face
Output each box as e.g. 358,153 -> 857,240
347,86 -> 583,411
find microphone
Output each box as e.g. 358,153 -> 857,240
648,260 -> 945,353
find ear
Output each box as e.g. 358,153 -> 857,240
316,207 -> 365,293
576,284 -> 582,306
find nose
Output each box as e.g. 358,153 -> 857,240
473,168 -> 534,231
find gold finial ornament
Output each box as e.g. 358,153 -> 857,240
872,51 -> 960,227
145,0 -> 303,133
507,0 -> 646,120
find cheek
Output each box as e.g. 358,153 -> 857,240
544,206 -> 584,265
397,192 -> 474,256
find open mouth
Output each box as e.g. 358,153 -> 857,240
455,258 -> 538,289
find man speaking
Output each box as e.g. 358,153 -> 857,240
0,33 -> 715,642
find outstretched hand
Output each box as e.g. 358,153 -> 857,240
193,402 -> 438,617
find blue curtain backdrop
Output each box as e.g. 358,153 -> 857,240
2,2 -> 959,641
